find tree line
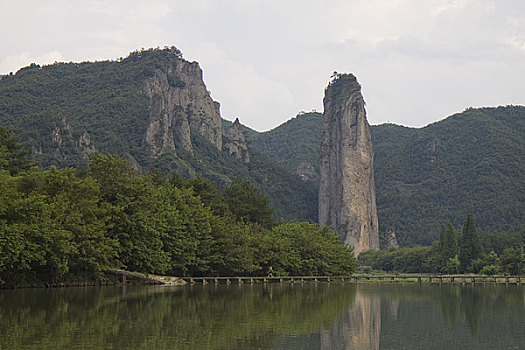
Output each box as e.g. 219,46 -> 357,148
0,127 -> 356,286
359,215 -> 524,275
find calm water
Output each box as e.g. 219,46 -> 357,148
0,283 -> 524,349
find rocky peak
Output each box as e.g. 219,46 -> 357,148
223,118 -> 250,162
318,73 -> 379,256
142,55 -> 222,158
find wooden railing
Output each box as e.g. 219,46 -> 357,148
180,275 -> 522,285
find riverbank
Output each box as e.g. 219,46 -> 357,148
0,269 -> 186,289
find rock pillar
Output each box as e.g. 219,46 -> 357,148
318,73 -> 379,256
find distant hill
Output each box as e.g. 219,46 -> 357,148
248,107 -> 525,245
0,49 -> 523,245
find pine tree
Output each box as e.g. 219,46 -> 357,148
458,214 -> 482,272
439,223 -> 458,272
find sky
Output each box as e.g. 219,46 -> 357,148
1,0 -> 524,131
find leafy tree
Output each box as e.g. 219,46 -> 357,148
499,248 -> 523,275
0,127 -> 33,175
183,176 -> 227,215
258,222 -> 356,276
458,215 -> 482,272
443,255 -> 460,274
32,167 -> 118,276
223,177 -> 274,228
89,154 -> 169,274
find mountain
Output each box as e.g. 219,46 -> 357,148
1,48 -> 523,246
248,107 -> 524,246
0,48 -> 317,222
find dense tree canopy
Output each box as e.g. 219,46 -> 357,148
359,216 -> 524,275
0,133 -> 356,285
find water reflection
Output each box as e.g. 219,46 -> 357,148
302,284 -> 525,350
0,283 -> 523,349
320,290 -> 381,350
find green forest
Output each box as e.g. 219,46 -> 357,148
0,127 -> 356,286
0,48 -> 523,273
358,216 -> 525,275
247,107 -> 524,246
0,48 -> 318,223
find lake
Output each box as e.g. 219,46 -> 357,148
0,283 -> 523,349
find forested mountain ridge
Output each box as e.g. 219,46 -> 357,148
0,48 -> 317,222
247,107 -> 524,246
0,48 -> 523,246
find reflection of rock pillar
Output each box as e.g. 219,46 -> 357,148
320,290 -> 381,350
384,298 -> 400,321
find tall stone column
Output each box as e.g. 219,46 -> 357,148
318,73 -> 379,256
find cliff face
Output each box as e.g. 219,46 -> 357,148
223,118 -> 250,162
143,58 -> 222,157
318,73 -> 379,256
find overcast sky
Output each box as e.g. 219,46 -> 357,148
1,0 -> 524,131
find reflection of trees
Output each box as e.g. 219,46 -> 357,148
1,284 -> 523,349
435,285 -> 525,335
0,284 -> 356,349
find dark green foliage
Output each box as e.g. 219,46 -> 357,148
0,49 -> 317,224
182,176 -> 227,215
458,215 -> 482,272
247,107 -> 525,246
478,230 -> 523,255
359,216 -> 522,274
223,177 -> 274,228
499,248 -> 524,275
438,223 -> 458,272
373,106 -> 525,246
1,49 -> 522,247
183,130 -> 318,223
0,47 -> 191,172
0,145 -> 356,284
358,246 -> 434,273
0,127 -> 33,174
257,222 -> 357,276
243,112 -> 323,183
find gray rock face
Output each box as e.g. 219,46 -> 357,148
143,58 -> 222,158
295,161 -> 316,181
223,118 -> 250,162
318,73 -> 379,256
382,228 -> 399,249
77,130 -> 96,155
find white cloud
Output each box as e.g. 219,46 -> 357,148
0,0 -> 524,130
190,42 -> 296,131
505,37 -> 525,54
